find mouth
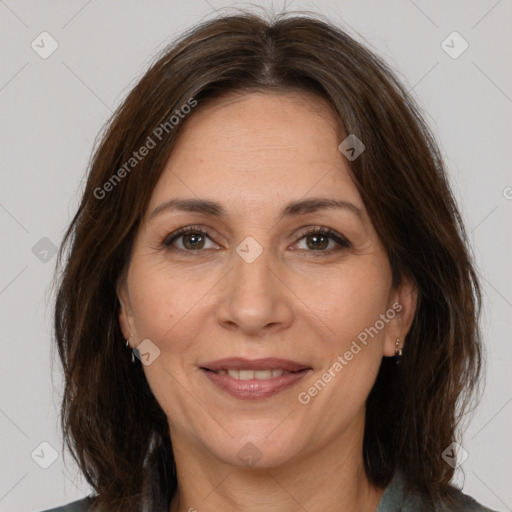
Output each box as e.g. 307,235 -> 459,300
200,357 -> 312,400
210,368 -> 294,379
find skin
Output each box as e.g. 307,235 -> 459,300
118,91 -> 417,512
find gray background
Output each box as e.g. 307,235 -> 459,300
0,1 -> 511,511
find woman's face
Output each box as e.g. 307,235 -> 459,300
119,91 -> 415,469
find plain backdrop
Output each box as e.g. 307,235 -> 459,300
0,1 -> 511,511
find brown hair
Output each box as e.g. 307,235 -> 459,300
54,10 -> 482,510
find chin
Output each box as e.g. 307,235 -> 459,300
202,425 -> 306,470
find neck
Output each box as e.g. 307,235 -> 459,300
168,415 -> 384,512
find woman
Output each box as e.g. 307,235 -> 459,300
46,10 -> 496,512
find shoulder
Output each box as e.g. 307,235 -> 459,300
377,471 -> 498,512
432,487 -> 499,512
39,497 -> 93,512
414,488 -> 499,512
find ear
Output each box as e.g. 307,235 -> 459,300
117,278 -> 135,343
383,276 -> 418,357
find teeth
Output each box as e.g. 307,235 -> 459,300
222,369 -> 286,380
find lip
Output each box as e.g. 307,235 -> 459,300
200,357 -> 311,400
200,357 -> 310,372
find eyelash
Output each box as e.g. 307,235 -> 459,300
162,225 -> 351,256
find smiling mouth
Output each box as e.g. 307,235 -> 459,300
200,358 -> 311,400
204,368 -> 297,380
200,357 -> 310,373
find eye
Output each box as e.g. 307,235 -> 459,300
163,226 -> 219,251
294,226 -> 350,253
162,225 -> 350,255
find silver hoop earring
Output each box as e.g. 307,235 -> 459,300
126,338 -> 136,363
395,338 -> 402,365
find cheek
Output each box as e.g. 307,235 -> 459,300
291,257 -> 392,343
295,268 -> 390,426
126,259 -> 211,348
302,260 -> 392,410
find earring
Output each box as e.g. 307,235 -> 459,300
126,337 -> 136,363
395,338 -> 402,365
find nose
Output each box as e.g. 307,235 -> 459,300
215,244 -> 294,337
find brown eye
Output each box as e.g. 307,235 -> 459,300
181,233 -> 206,250
305,233 -> 330,251
295,227 -> 350,253
163,227 -> 216,251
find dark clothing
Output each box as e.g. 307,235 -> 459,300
41,471 -> 497,511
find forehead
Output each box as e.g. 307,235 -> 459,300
147,91 -> 363,213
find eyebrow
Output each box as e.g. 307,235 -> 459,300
148,197 -> 364,221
